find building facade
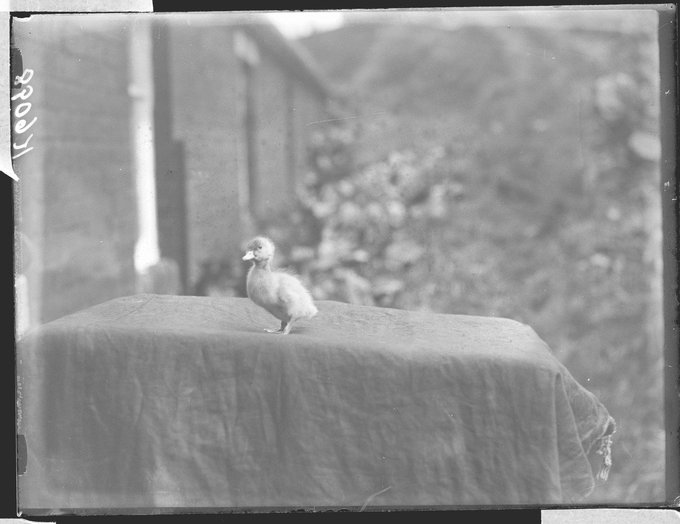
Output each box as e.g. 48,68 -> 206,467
13,13 -> 334,328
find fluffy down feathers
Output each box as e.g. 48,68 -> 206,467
242,236 -> 317,334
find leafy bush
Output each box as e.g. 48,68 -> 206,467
261,23 -> 664,503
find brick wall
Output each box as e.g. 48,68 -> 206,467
165,23 -> 247,287
291,80 -> 329,182
13,15 -> 137,323
251,36 -> 332,220
253,51 -> 291,219
163,20 -> 331,290
13,15 -> 334,320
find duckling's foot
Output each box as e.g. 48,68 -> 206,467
264,321 -> 287,334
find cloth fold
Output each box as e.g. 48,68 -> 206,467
18,294 -> 614,512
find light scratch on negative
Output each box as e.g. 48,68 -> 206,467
360,485 -> 392,511
306,112 -> 387,126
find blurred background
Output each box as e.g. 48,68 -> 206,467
12,8 -> 667,503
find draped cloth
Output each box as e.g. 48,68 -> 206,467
17,294 -> 615,513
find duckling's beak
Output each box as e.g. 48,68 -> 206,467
242,251 -> 255,261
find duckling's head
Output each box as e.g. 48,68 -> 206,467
242,236 -> 275,264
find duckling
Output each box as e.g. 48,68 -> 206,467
242,236 -> 318,335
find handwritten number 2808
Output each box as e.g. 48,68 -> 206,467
12,69 -> 36,160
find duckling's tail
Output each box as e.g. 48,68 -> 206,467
303,302 -> 319,320
306,303 -> 319,319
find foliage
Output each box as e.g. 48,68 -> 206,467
226,21 -> 665,503
297,23 -> 664,503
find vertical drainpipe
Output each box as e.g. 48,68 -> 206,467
128,17 -> 160,284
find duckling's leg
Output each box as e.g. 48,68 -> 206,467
280,320 -> 293,335
264,320 -> 286,334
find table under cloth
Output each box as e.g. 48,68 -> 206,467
17,294 -> 615,513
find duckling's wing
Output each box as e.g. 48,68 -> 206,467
276,273 -> 316,319
276,273 -> 308,302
